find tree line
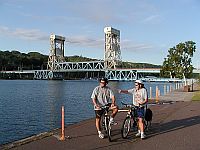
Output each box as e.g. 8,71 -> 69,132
0,50 -> 161,71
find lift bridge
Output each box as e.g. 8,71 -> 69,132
34,27 -> 158,80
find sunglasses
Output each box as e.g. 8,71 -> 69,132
100,81 -> 106,84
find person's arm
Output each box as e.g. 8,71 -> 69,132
111,95 -> 116,107
91,87 -> 100,109
108,88 -> 117,107
118,89 -> 129,94
92,97 -> 100,109
138,97 -> 148,105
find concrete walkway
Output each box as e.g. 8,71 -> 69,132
1,83 -> 200,150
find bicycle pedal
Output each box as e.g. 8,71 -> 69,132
110,122 -> 118,125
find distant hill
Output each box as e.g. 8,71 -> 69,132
0,50 -> 161,71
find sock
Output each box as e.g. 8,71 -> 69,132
141,132 -> 144,135
98,131 -> 101,134
138,130 -> 141,133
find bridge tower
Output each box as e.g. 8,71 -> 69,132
47,34 -> 65,70
104,27 -> 122,69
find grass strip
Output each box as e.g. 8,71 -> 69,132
192,82 -> 200,101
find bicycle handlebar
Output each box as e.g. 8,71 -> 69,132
121,102 -> 136,109
100,105 -> 110,109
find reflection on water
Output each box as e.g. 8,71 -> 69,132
0,80 -> 175,145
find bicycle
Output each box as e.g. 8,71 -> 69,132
100,105 -> 112,142
121,102 -> 151,139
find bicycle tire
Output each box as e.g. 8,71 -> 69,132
107,123 -> 112,142
132,118 -> 138,132
121,116 -> 131,138
106,116 -> 112,142
104,116 -> 109,132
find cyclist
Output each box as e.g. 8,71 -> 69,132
91,77 -> 118,139
119,79 -> 148,139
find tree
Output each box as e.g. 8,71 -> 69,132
160,41 -> 196,79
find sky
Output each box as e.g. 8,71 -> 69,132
0,0 -> 200,68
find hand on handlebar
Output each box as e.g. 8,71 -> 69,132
111,103 -> 115,107
136,100 -> 142,105
95,105 -> 100,110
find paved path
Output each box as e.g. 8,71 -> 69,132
1,83 -> 200,150
158,83 -> 198,102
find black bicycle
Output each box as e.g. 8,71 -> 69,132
100,105 -> 112,142
121,102 -> 151,139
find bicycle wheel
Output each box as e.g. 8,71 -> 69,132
101,115 -> 106,132
121,116 -> 131,138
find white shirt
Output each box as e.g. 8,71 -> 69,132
128,88 -> 147,107
91,86 -> 114,108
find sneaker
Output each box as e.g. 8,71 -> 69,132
141,133 -> 146,139
98,132 -> 104,139
135,132 -> 141,137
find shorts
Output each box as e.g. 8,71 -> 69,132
136,107 -> 145,118
95,103 -> 111,118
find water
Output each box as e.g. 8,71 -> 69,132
0,80 -> 175,145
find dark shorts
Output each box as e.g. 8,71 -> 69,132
136,107 -> 145,118
95,103 -> 111,118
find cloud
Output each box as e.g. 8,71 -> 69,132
64,0 -> 121,24
0,0 -> 25,8
0,25 -> 154,53
121,39 -> 154,52
142,15 -> 161,23
63,0 -> 159,25
65,36 -> 104,48
0,25 -> 104,48
0,25 -> 48,41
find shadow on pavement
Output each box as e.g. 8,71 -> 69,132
148,115 -> 200,137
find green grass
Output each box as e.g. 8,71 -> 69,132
192,82 -> 200,101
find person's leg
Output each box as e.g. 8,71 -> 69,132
135,108 -> 146,138
109,106 -> 118,124
95,110 -> 104,139
111,106 -> 118,118
96,117 -> 101,132
138,118 -> 144,132
138,108 -> 146,139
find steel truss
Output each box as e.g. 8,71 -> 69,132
53,61 -> 105,71
34,70 -> 64,80
34,70 -> 52,79
34,61 -> 139,80
105,69 -> 137,81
